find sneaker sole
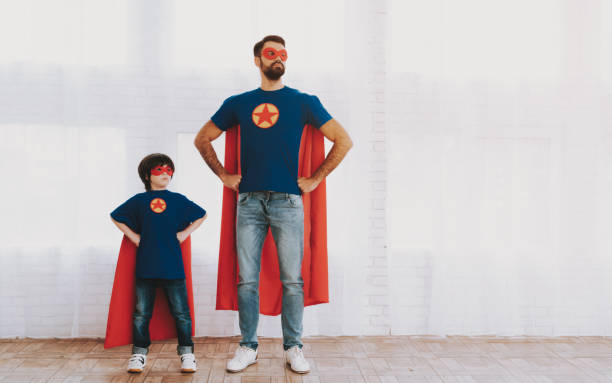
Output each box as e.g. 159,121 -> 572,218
181,368 -> 196,373
127,368 -> 143,373
226,360 -> 257,373
286,361 -> 310,374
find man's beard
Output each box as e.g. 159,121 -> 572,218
261,61 -> 285,80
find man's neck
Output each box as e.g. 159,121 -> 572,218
260,76 -> 284,91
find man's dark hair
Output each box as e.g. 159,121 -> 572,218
138,153 -> 175,191
253,35 -> 286,57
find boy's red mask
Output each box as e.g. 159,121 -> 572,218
261,47 -> 288,62
151,165 -> 173,176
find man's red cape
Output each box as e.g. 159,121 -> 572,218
215,125 -> 329,315
104,236 -> 195,349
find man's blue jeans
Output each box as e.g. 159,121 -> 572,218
236,191 -> 304,351
132,278 -> 194,355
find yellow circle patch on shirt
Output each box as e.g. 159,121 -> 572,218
150,198 -> 167,213
252,103 -> 279,129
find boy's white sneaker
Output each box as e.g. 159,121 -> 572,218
226,346 -> 257,372
285,346 -> 310,374
127,353 -> 146,373
180,353 -> 197,373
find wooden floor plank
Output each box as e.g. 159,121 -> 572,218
0,336 -> 610,382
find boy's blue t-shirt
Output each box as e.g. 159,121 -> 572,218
110,190 -> 206,279
211,86 -> 332,195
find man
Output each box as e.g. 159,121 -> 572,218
194,35 -> 352,373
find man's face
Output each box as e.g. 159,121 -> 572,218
256,41 -> 287,80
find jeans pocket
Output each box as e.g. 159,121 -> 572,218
238,193 -> 250,206
288,194 -> 302,208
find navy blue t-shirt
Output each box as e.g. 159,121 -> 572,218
110,190 -> 206,279
211,86 -> 332,195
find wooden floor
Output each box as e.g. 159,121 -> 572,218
2,335 -> 612,382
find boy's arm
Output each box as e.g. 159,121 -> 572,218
111,218 -> 141,246
177,214 -> 207,243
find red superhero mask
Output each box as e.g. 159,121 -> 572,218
261,47 -> 288,62
151,165 -> 173,176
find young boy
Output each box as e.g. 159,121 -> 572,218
110,153 -> 206,373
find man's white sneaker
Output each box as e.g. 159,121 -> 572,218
180,353 -> 197,373
285,346 -> 310,374
127,353 -> 146,373
226,346 -> 257,372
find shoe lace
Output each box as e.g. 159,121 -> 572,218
129,354 -> 145,364
181,353 -> 195,363
237,346 -> 254,361
289,347 -> 305,360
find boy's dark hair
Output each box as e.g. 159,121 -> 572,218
253,35 -> 285,57
138,153 -> 175,191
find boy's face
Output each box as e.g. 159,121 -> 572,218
149,164 -> 173,190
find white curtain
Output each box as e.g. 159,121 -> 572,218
0,0 -> 372,338
388,0 -> 612,335
1,0 -> 611,339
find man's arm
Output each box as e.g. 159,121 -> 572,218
177,214 -> 207,243
111,218 -> 140,246
298,119 -> 353,193
194,120 -> 241,191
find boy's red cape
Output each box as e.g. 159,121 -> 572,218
104,236 -> 195,349
215,125 -> 329,315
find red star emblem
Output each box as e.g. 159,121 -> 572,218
150,198 -> 167,213
252,103 -> 279,129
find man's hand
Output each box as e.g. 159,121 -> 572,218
298,177 -> 321,194
129,233 -> 141,247
305,119 -> 352,189
221,173 -> 242,192
177,231 -> 188,244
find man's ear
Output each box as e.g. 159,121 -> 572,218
254,56 -> 261,68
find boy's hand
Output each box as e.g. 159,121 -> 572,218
129,234 -> 140,247
177,231 -> 188,244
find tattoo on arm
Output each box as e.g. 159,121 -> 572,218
197,140 -> 227,178
311,139 -> 351,182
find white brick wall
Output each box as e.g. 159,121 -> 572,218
3,0 -> 612,339
1,5 -> 392,336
